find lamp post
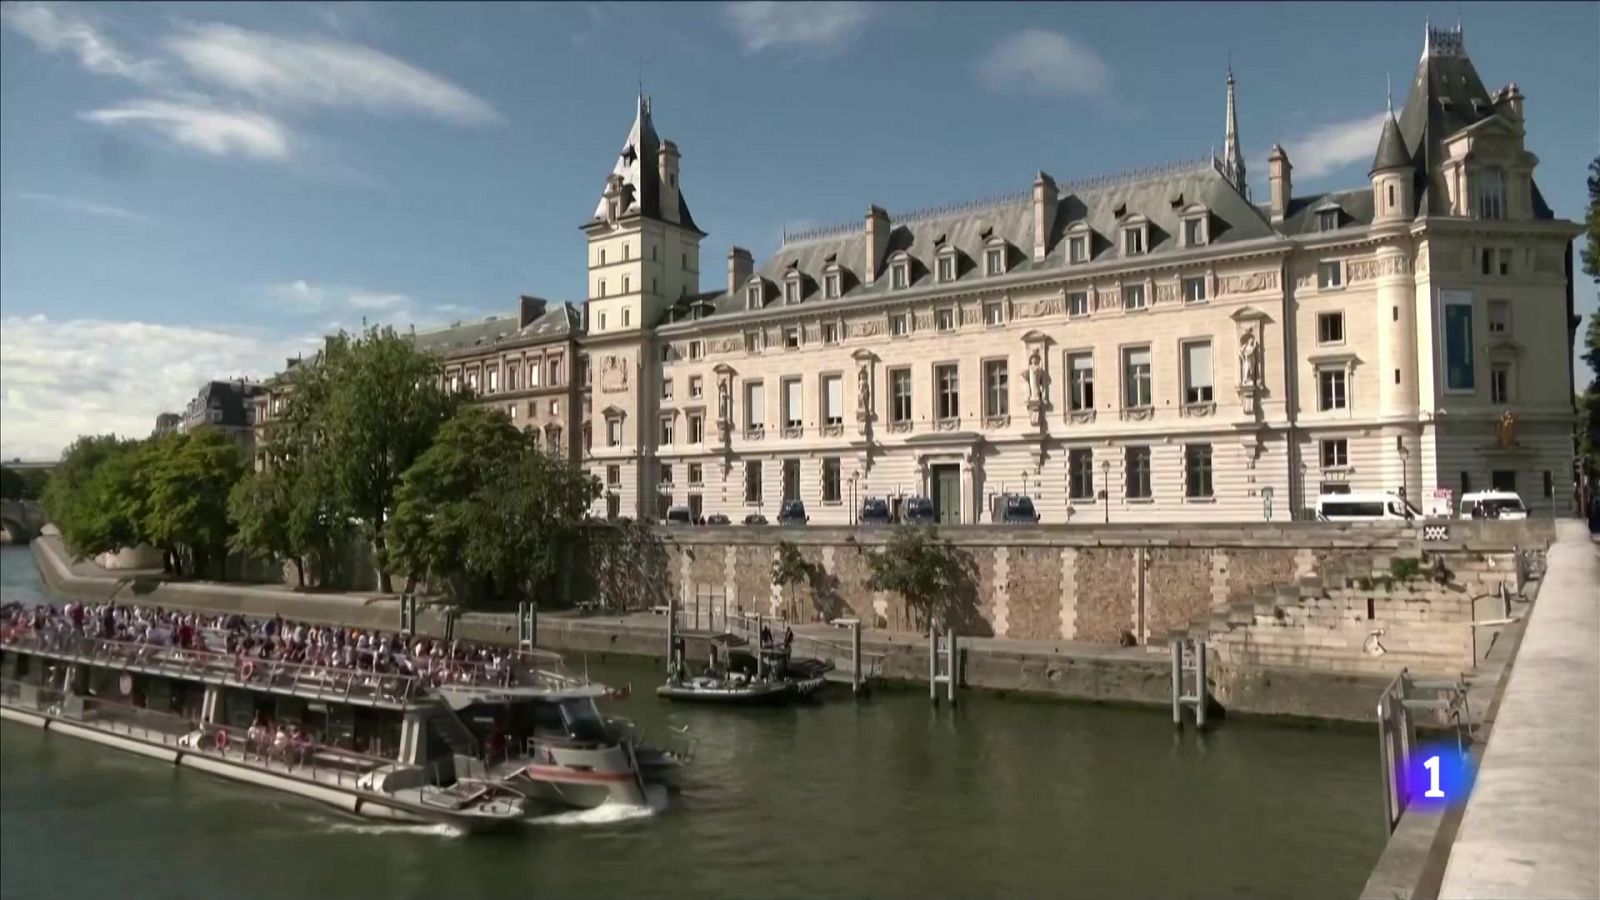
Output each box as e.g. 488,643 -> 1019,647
849,471 -> 860,525
1100,459 -> 1111,524
1397,438 -> 1411,507
1262,485 -> 1275,521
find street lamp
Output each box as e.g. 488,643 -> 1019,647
1396,437 -> 1410,505
1100,459 -> 1111,524
849,471 -> 860,525
1262,485 -> 1275,521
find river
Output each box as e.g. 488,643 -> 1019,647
0,544 -> 1384,899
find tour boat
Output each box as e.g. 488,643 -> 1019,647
0,622 -> 689,830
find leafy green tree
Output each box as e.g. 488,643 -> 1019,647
1580,157 -> 1600,510
389,406 -> 597,608
300,326 -> 459,592
17,468 -> 50,501
59,439 -> 155,562
145,430 -> 246,579
229,458 -> 346,590
43,434 -> 127,537
864,526 -> 968,634
0,467 -> 24,501
771,540 -> 810,622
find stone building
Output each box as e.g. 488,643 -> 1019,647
176,379 -> 267,454
575,24 -> 1579,524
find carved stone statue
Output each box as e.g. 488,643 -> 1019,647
1495,409 -> 1518,449
718,379 -> 731,423
1026,348 -> 1044,401
1238,328 -> 1262,388
857,366 -> 871,412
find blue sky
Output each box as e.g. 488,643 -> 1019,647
2,1 -> 1596,458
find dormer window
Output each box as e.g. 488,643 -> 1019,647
1476,166 -> 1506,220
746,281 -> 762,310
1182,209 -> 1209,247
783,274 -> 801,305
890,255 -> 910,290
936,250 -> 956,283
1066,224 -> 1091,264
985,245 -> 1006,276
1317,209 -> 1341,232
824,270 -> 841,299
1121,218 -> 1148,256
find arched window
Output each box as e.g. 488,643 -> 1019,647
1476,166 -> 1505,220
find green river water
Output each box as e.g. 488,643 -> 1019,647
0,545 -> 1384,899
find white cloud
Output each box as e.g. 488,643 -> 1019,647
17,191 -> 155,224
0,1 -> 166,86
264,280 -> 438,325
976,29 -> 1112,99
347,291 -> 410,311
0,314 -> 310,460
724,1 -> 872,55
79,99 -> 291,161
1273,111 -> 1388,179
164,23 -> 501,125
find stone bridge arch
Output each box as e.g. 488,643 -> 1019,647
0,499 -> 44,544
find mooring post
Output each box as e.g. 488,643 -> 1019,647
1171,637 -> 1184,728
928,623 -> 937,703
851,620 -> 863,696
666,590 -> 677,677
1194,640 -> 1208,730
946,628 -> 958,706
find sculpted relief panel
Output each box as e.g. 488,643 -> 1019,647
599,355 -> 630,393
1345,256 -> 1410,283
1215,270 -> 1279,296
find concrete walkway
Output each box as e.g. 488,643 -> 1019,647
1437,522 -> 1600,899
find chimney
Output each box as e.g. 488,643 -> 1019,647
1268,144 -> 1293,224
727,247 -> 753,295
658,140 -> 681,225
1032,172 -> 1059,262
864,205 -> 890,285
1494,82 -> 1525,121
519,295 -> 548,329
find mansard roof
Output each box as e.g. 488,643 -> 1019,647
1272,188 -> 1376,237
587,95 -> 700,233
415,303 -> 580,359
672,159 -> 1274,325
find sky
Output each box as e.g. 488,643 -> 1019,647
2,1 -> 1596,460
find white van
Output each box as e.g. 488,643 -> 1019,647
1314,492 -> 1422,522
1458,491 -> 1528,520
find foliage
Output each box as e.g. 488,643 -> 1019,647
864,526 -> 982,633
229,457 -> 347,590
42,435 -> 127,537
144,430 -> 247,579
388,406 -> 598,608
1388,557 -> 1423,582
771,540 -> 811,622
0,467 -> 49,501
587,519 -> 671,613
1581,158 -> 1600,503
58,439 -> 156,561
1583,156 -> 1599,285
294,326 -> 460,592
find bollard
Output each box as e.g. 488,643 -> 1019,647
1171,638 -> 1184,728
851,620 -> 862,697
1194,640 -> 1207,730
946,629 -> 958,707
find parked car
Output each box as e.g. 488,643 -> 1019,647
1315,492 -> 1420,522
742,513 -> 769,525
706,513 -> 732,525
1458,490 -> 1528,520
903,496 -> 936,525
858,497 -> 892,526
663,506 -> 694,525
777,499 -> 808,526
994,494 -> 1040,524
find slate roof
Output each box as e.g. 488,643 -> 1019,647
587,96 -> 700,234
413,303 -> 580,358
666,158 -> 1277,326
186,380 -> 266,429
1269,188 -> 1377,237
1370,113 -> 1412,174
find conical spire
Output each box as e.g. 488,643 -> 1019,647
1222,65 -> 1247,197
1370,82 -> 1412,176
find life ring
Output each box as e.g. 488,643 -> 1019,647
238,659 -> 255,681
214,729 -> 229,752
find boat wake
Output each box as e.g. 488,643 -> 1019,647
529,784 -> 670,827
325,822 -> 466,838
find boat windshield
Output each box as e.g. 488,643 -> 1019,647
559,698 -> 608,743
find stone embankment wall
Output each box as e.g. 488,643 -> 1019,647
577,521 -> 1546,646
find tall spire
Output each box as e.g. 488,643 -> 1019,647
1222,64 -> 1247,198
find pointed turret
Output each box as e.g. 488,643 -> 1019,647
587,94 -> 699,233
1398,21 -> 1495,214
1222,66 -> 1247,198
1369,95 -> 1412,176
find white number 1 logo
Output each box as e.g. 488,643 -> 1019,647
1423,755 -> 1445,798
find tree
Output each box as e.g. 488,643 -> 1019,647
229,458 -> 346,590
864,526 -> 968,634
389,406 -> 597,608
43,434 -> 127,538
771,540 -> 810,623
58,439 -> 155,561
145,430 -> 246,579
0,467 -> 24,501
300,326 -> 459,592
1580,157 -> 1600,513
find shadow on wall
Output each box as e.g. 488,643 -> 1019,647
583,521 -> 674,613
945,544 -> 993,638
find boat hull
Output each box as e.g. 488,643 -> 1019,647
655,681 -> 797,704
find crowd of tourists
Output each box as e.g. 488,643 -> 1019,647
0,600 -> 518,690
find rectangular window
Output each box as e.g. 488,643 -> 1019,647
823,374 -> 843,426
890,369 -> 912,423
688,413 -> 704,444
660,344 -> 676,364
662,378 -> 674,400
487,367 -> 499,393
1185,217 -> 1206,246
782,459 -> 800,502
985,302 -> 1005,326
1487,300 -> 1511,335
551,399 -> 559,416
528,362 -> 542,387
605,465 -> 620,486
659,417 -> 675,446
783,326 -> 801,349
936,308 -> 955,332
605,494 -> 620,521
1123,228 -> 1145,255
1182,276 -> 1207,303
1320,439 -> 1348,468
1122,347 -> 1151,409
1497,248 -> 1512,276
1125,446 -> 1152,499
1476,167 -> 1505,220
984,359 -> 1008,417
688,463 -> 703,486
1443,293 -> 1475,391
1490,363 -> 1511,404
822,322 -> 839,344
747,285 -> 762,309
825,272 -> 841,299
1068,353 -> 1095,411
505,364 -> 518,392
1122,283 -> 1146,311
548,356 -> 562,385
784,280 -> 799,304
606,419 -> 621,447
822,458 -> 841,503
1182,341 -> 1213,404
985,248 -> 1004,276
1318,369 -> 1348,411
1318,311 -> 1345,345
744,330 -> 763,354
936,364 -> 960,420
1184,444 -> 1213,498
1069,235 -> 1088,263
1068,291 -> 1090,317
745,461 -> 762,504
1318,261 -> 1343,289
689,375 -> 703,399
745,381 -> 765,430
891,264 -> 908,290
890,313 -> 910,337
783,378 -> 802,429
937,255 -> 954,282
1318,210 -> 1339,232
660,463 -> 673,486
622,308 -> 630,327
1068,448 -> 1095,500
1491,470 -> 1516,492
508,403 -> 517,420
